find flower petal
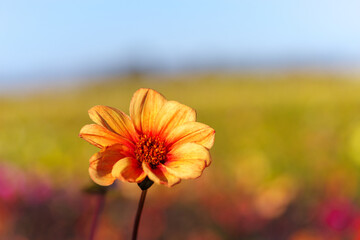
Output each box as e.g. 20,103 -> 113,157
88,105 -> 138,142
129,88 -> 166,134
142,162 -> 181,187
163,143 -> 210,179
88,144 -> 128,186
166,122 -> 215,149
111,157 -> 146,183
79,124 -> 130,148
154,101 -> 196,137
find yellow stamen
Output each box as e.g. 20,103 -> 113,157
134,135 -> 167,167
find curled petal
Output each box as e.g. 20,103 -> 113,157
129,88 -> 166,134
88,144 -> 128,186
111,157 -> 146,183
164,143 -> 209,179
142,162 -> 181,187
79,124 -> 131,148
88,105 -> 138,142
166,122 -> 215,149
154,101 -> 196,137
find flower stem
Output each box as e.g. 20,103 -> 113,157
132,189 -> 148,240
89,193 -> 106,240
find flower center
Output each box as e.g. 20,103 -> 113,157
134,134 -> 167,167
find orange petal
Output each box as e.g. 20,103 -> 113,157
79,124 -> 131,148
154,101 -> 196,137
166,122 -> 215,149
129,88 -> 166,134
88,144 -> 127,186
111,157 -> 146,183
163,143 -> 209,179
142,162 -> 181,187
88,105 -> 138,142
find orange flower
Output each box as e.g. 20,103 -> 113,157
79,88 -> 215,187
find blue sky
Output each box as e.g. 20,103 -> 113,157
1,0 -> 360,85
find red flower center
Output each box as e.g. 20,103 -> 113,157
134,134 -> 167,167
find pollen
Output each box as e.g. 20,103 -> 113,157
134,134 -> 167,167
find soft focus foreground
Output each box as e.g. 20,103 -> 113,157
2,73 -> 360,240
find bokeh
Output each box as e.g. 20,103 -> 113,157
1,1 -> 360,240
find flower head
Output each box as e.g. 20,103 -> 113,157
79,88 -> 215,187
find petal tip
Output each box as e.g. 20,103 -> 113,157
88,168 -> 116,186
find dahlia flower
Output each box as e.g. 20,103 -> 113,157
79,88 -> 215,187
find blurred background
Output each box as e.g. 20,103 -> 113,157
1,1 -> 360,239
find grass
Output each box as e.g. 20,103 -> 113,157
1,72 -> 360,192
3,72 -> 360,239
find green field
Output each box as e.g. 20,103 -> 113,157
2,73 -> 360,184
2,73 -> 360,239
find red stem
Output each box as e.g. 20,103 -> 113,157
89,194 -> 106,240
132,190 -> 148,240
